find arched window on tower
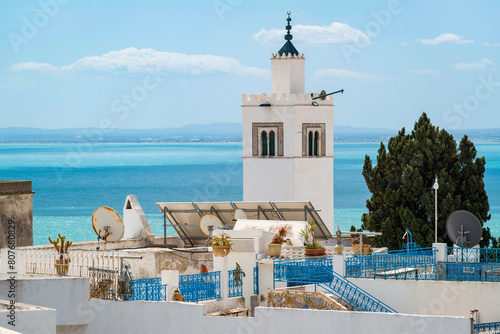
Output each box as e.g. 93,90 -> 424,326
308,131 -> 313,156
314,131 -> 319,156
261,131 -> 268,156
269,131 -> 276,156
252,123 -> 283,157
303,123 -> 325,157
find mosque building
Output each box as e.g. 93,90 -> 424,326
242,13 -> 335,232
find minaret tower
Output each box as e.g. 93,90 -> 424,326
242,13 -> 334,233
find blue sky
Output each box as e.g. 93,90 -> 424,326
1,0 -> 499,130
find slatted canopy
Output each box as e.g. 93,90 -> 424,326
156,201 -> 332,247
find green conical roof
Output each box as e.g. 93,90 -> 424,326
277,12 -> 299,56
277,41 -> 299,56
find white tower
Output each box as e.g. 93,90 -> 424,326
242,13 -> 334,234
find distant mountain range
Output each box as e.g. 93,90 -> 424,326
1,123 -> 500,143
0,123 -> 242,143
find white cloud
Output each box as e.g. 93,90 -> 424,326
312,68 -> 394,82
252,22 -> 369,46
406,69 -> 443,75
10,47 -> 269,77
417,33 -> 473,45
11,62 -> 58,72
454,58 -> 494,71
484,42 -> 500,47
400,42 -> 409,47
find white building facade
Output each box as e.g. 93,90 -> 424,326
242,14 -> 334,233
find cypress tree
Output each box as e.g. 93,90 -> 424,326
361,113 -> 491,249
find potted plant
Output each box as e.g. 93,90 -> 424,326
48,233 -> 72,275
210,233 -> 233,257
269,226 -> 288,257
300,221 -> 326,256
350,236 -> 371,255
350,236 -> 360,254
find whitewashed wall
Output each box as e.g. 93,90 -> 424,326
0,301 -> 55,334
122,194 -> 154,241
0,276 -> 90,327
346,278 -> 500,323
1,273 -> 474,334
81,299 -> 471,334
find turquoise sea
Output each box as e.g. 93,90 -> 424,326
1,142 -> 499,246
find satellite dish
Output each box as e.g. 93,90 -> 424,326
199,214 -> 223,236
92,206 -> 124,243
320,90 -> 327,100
233,209 -> 247,221
446,210 -> 482,248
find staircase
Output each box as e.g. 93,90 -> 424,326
274,257 -> 397,313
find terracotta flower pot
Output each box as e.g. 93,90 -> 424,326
212,245 -> 231,257
351,244 -> 371,255
305,248 -> 326,256
268,243 -> 282,257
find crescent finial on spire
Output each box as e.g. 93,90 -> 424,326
285,11 -> 293,41
277,11 -> 299,56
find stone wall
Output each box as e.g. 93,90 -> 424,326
0,181 -> 34,247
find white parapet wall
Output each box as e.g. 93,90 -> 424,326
0,272 -> 473,334
0,274 -> 90,328
0,301 -> 56,334
345,278 -> 500,323
79,299 -> 471,334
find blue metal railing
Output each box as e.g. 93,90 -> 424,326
447,247 -> 500,263
402,242 -> 421,250
345,247 -> 500,282
179,271 -> 221,303
135,277 -> 161,284
345,247 -> 435,279
131,277 -> 167,301
253,266 -> 259,295
228,269 -> 243,298
474,321 -> 500,333
274,257 -> 397,313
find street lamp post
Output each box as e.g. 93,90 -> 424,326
433,175 -> 439,245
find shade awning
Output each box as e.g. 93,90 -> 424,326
156,201 -> 332,247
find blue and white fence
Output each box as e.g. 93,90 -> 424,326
345,247 -> 500,282
346,247 -> 435,279
253,266 -> 259,295
179,271 -> 221,303
131,277 -> 167,302
474,321 -> 500,334
447,247 -> 500,263
129,269 -> 246,303
274,256 -> 397,313
228,269 -> 243,298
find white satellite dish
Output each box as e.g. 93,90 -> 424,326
233,209 -> 247,221
199,214 -> 223,236
92,206 -> 124,244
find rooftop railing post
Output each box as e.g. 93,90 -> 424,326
163,207 -> 167,245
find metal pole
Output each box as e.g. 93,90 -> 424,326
434,176 -> 439,245
435,188 -> 438,245
163,207 -> 167,245
312,89 -> 344,100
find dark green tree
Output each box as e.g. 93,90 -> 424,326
361,113 -> 491,250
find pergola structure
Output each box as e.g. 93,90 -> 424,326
156,201 -> 332,247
